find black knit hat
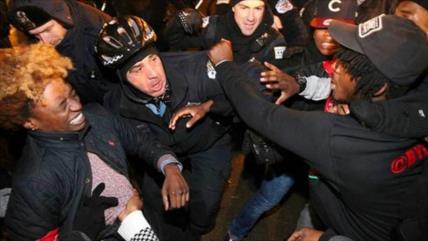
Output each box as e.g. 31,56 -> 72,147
230,0 -> 266,7
329,14 -> 428,86
7,0 -> 73,32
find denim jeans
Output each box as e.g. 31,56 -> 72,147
228,172 -> 295,241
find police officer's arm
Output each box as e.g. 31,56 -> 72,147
210,42 -> 335,178
109,108 -> 189,210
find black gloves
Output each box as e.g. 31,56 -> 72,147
177,8 -> 203,35
71,183 -> 118,240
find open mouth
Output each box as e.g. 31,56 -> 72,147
70,112 -> 85,126
151,80 -> 164,92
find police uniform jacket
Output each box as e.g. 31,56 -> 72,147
104,51 -> 234,156
57,0 -> 113,104
165,9 -> 287,66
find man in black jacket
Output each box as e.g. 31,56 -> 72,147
165,0 -> 287,65
0,43 -> 187,241
207,14 -> 428,241
96,16 -> 234,241
7,0 -> 114,104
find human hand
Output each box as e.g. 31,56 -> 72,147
272,15 -> 283,31
118,190 -> 143,222
161,164 -> 189,211
325,103 -> 350,115
169,100 -> 213,130
260,62 -> 299,104
287,228 -> 323,241
208,39 -> 233,66
177,8 -> 204,35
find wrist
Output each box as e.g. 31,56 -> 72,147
203,100 -> 214,112
164,163 -> 180,176
295,74 -> 307,93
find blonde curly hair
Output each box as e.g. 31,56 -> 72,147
0,43 -> 73,130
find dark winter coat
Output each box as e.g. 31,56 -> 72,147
104,51 -> 234,156
5,104 -> 176,241
57,0 -> 113,104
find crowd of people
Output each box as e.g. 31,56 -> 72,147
0,0 -> 427,241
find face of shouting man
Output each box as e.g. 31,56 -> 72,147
126,54 -> 168,98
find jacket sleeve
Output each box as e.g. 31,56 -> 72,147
215,61 -> 336,176
5,179 -> 63,241
111,113 -> 179,172
193,58 -> 235,117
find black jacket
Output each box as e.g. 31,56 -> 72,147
57,0 -> 114,104
104,51 -> 233,156
5,104 -> 176,241
165,9 -> 287,66
215,62 -> 428,241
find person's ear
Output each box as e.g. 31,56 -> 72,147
23,118 -> 39,131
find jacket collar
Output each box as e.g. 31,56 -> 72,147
28,125 -> 90,146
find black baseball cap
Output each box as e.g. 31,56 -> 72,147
329,14 -> 428,86
7,0 -> 73,32
310,0 -> 358,28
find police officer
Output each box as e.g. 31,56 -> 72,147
7,0 -> 113,104
96,16 -> 234,241
165,0 -> 287,66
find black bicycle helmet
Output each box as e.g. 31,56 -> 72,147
96,15 -> 157,68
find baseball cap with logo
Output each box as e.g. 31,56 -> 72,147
310,0 -> 358,28
7,0 -> 73,32
329,14 -> 428,86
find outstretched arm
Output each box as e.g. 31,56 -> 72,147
209,41 -> 335,177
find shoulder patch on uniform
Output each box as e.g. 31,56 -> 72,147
202,16 -> 210,28
207,61 -> 216,79
276,0 -> 294,14
274,46 -> 286,59
359,14 -> 384,38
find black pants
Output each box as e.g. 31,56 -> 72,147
142,134 -> 232,241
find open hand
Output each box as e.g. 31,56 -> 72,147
260,62 -> 300,104
169,100 -> 214,130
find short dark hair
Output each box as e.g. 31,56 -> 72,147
335,48 -> 407,100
